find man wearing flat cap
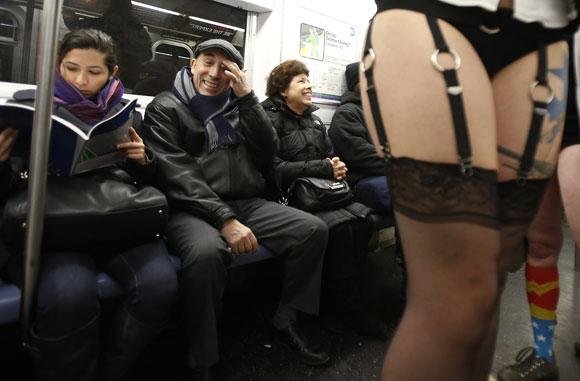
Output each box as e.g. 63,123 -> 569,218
142,39 -> 330,380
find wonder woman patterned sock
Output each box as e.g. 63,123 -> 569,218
526,263 -> 559,363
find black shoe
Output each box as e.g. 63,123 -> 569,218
575,342 -> 580,358
497,347 -> 559,381
343,304 -> 390,341
275,322 -> 330,366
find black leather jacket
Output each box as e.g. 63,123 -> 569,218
261,96 -> 334,190
141,90 -> 277,229
328,89 -> 386,186
261,96 -> 371,228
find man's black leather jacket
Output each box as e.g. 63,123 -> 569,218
141,90 -> 278,229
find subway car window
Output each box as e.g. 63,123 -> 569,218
0,12 -> 17,40
0,0 -> 247,96
135,40 -> 193,95
0,10 -> 18,82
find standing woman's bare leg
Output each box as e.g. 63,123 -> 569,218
361,10 -> 500,381
494,175 -> 562,381
559,145 -> 580,242
494,41 -> 569,271
469,41 -> 569,380
559,144 -> 580,360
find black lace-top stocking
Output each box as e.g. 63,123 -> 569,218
388,157 -> 499,229
498,179 -> 549,226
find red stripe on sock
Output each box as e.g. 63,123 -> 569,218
525,264 -> 558,283
526,263 -> 559,311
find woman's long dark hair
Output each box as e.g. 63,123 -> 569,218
57,29 -> 118,74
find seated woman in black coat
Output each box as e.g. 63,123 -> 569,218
262,59 -> 388,340
0,29 -> 177,381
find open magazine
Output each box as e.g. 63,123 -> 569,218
0,99 -> 137,176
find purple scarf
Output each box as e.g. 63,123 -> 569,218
53,70 -> 124,125
172,66 -> 242,153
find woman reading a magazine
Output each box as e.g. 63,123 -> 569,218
0,29 -> 177,381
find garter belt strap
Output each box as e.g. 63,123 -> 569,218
362,15 -> 551,183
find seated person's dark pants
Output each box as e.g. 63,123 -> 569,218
167,198 -> 328,369
0,213 -> 10,278
322,218 -> 372,310
3,239 -> 177,381
353,176 -> 392,214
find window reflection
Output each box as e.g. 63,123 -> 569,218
61,0 -> 247,96
0,45 -> 13,82
0,10 -> 17,82
63,0 -> 152,89
0,12 -> 17,40
132,41 -> 192,95
0,0 -> 247,94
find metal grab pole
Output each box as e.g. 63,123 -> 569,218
20,0 -> 64,351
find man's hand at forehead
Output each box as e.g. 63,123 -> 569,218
222,59 -> 251,97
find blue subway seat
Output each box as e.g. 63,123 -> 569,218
0,279 -> 20,325
0,245 -> 276,325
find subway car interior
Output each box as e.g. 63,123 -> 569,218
0,0 -> 579,380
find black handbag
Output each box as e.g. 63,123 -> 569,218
2,168 -> 168,251
285,177 -> 353,213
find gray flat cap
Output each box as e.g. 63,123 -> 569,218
193,39 -> 244,68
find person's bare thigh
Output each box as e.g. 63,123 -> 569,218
361,9 -> 497,170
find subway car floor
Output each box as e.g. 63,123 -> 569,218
128,222 -> 580,381
1,224 -> 579,381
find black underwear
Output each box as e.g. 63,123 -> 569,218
377,0 -> 569,78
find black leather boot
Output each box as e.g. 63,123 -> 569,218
30,315 -> 99,381
99,307 -> 164,381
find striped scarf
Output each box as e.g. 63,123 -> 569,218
172,66 -> 241,153
53,69 -> 124,125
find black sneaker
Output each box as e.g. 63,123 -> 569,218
498,347 -> 559,381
